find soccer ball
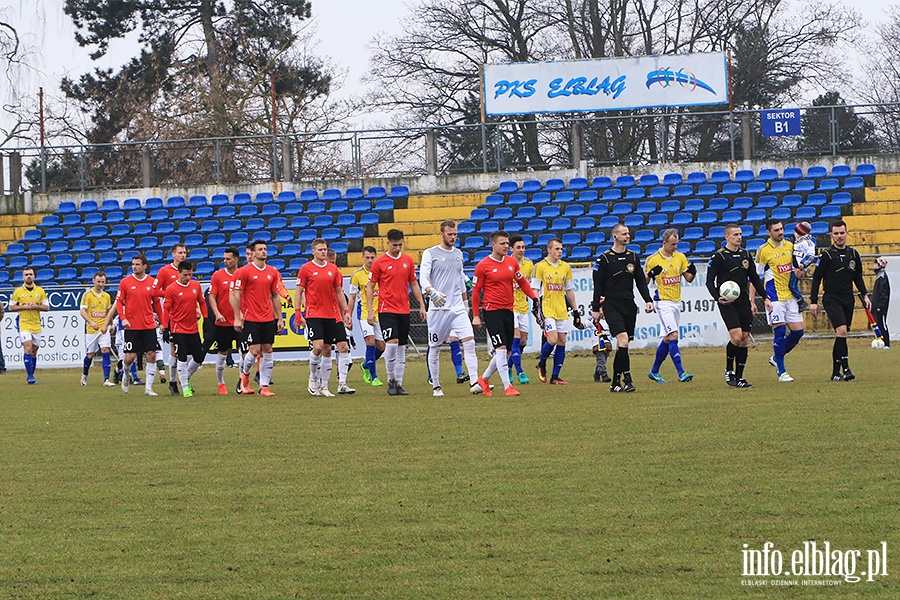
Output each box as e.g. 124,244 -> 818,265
719,280 -> 741,301
872,338 -> 886,349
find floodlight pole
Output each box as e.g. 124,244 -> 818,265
480,65 -> 488,173
727,51 -> 735,165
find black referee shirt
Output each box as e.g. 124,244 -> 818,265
592,248 -> 652,311
810,245 -> 867,304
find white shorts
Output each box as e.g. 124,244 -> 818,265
116,328 -> 125,354
654,300 -> 681,336
544,317 -> 569,334
767,298 -> 803,326
514,312 -> 530,335
85,331 -> 112,354
19,331 -> 41,347
359,318 -> 384,342
428,308 -> 474,347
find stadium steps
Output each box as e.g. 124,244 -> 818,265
844,178 -> 900,254
347,192 -> 485,268
0,214 -> 49,253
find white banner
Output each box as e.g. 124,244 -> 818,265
484,52 -> 729,116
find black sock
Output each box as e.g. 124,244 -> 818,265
613,347 -> 629,379
735,346 -> 748,378
836,337 -> 849,371
726,342 -> 736,372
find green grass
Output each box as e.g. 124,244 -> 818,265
2,338 -> 899,598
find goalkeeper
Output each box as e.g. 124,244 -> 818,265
419,221 -> 481,396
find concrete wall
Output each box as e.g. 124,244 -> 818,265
28,154 -> 897,214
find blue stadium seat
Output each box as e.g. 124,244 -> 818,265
347,200 -> 371,213
188,195 -> 207,207
539,205 -> 561,219
805,193 -> 827,207
682,199 -> 704,212
299,190 -> 319,202
536,233 -> 555,247
279,202 -> 302,216
625,188 -> 646,201
219,219 -> 240,232
104,265 -> 124,280
550,218 -> 571,232
633,230 -> 654,243
281,243 -> 302,257
137,236 -> 159,250
708,226 -> 725,239
672,185 -> 693,200
457,222 -> 476,235
781,195 -> 802,209
58,201 -> 77,213
94,239 -> 114,252
8,255 -> 28,269
643,243 -> 662,257
591,176 -> 612,189
531,192 -> 551,205
238,205 -> 258,218
44,227 -> 64,241
322,227 -> 342,241
504,219 -> 523,232
807,166 -> 827,179
142,197 -> 161,210
810,221 -> 829,235
710,171 -> 730,184
267,217 -> 288,231
696,212 -> 716,225
79,266 -> 99,281
470,208 -> 489,221
228,232 -> 250,245
573,217 -> 595,231
746,209 -> 766,222
26,242 -> 47,255
745,181 -> 767,195
493,207 -> 514,220
829,166 -> 851,180
100,199 -> 120,211
181,234 -> 202,247
830,192 -> 851,206
65,226 -> 86,240
147,208 -> 166,221
359,213 -> 379,226
662,173 -> 683,186
174,208 -> 194,221
782,167 -> 802,181
635,201 -> 655,214
189,248 -> 209,260
611,202 -> 631,216
210,194 -> 229,206
555,191 -> 575,203
769,181 -> 791,194
6,242 -> 25,255
497,181 -> 518,194
259,204 -> 280,217
276,191 -> 296,204
682,227 -> 703,241
578,190 -> 599,203
366,187 -> 387,200
126,210 -> 148,223
330,242 -> 350,255
794,179 -> 815,193
246,218 -> 266,230
41,215 -> 61,227
697,184 -> 718,197
114,237 -> 136,251
563,204 -> 585,218
176,221 -> 197,234
614,175 -> 635,188
817,178 -> 839,192
647,213 -> 668,227
525,219 -> 547,233
671,213 -> 692,226
623,215 -> 643,228
771,207 -> 791,221
388,186 -> 409,199
484,194 -> 504,207
638,174 -> 659,187
734,170 -> 754,183
708,197 -> 728,211
289,216 -> 310,229
254,192 -> 274,204
207,233 -> 226,247
288,257 -> 308,271
83,212 -> 104,225
568,246 -> 592,261
602,189 -> 623,202
585,231 -> 606,245
233,193 -> 251,205
478,220 -> 500,234
306,201 -> 326,214
819,205 -> 842,219
598,216 -> 619,229
686,172 -> 707,185
167,196 -> 186,209
521,180 -> 542,194
694,240 -> 717,254
121,198 -> 141,211
62,213 -> 82,226
843,177 -> 864,190
343,188 -> 364,201
732,196 -> 753,211
84,225 -> 107,239
758,168 -> 779,182
32,255 -> 52,269
504,193 -> 526,206
746,238 -> 764,252
755,195 -> 777,209
721,182 -> 742,196
545,178 -> 565,192
328,200 -> 349,214
587,204 -> 609,217
649,186 -> 669,199
795,206 -> 816,220
567,177 -> 588,191
720,210 -> 741,222
374,199 -> 395,211
462,237 -> 484,250
77,200 -> 98,213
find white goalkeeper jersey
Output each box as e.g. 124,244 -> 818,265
793,235 -> 817,269
420,245 -> 468,311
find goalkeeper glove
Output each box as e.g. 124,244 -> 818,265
162,328 -> 171,343
686,263 -> 697,276
572,308 -> 585,330
647,265 -> 663,279
428,289 -> 447,308
531,298 -> 545,329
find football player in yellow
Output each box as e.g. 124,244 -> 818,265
508,234 -> 534,384
756,218 -> 804,382
9,267 -> 50,384
532,238 -> 579,384
348,245 -> 384,386
80,270 -> 116,387
645,229 -> 696,383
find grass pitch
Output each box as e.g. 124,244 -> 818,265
1,338 -> 898,598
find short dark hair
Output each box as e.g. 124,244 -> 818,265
509,234 -> 524,247
362,245 -> 377,255
311,238 -> 327,249
830,219 -> 847,231
440,220 -> 456,232
22,267 -> 34,276
490,230 -> 509,242
546,237 -> 562,249
224,247 -> 240,259
387,229 -> 404,242
171,243 -> 186,254
723,223 -> 741,235
765,218 -> 782,231
178,261 -> 193,272
93,270 -> 106,279
249,239 -> 267,251
133,254 -> 148,266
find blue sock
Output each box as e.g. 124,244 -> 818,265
668,339 -> 684,376
83,355 -> 92,376
366,346 -> 378,378
773,326 -> 787,375
540,341 -> 553,362
651,340 -> 668,373
23,353 -> 34,377
449,340 -> 463,376
511,338 -> 523,374
552,344 -> 566,376
785,329 -> 804,354
131,362 -> 139,379
102,352 -> 111,380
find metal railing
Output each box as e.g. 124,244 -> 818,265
2,102 -> 899,194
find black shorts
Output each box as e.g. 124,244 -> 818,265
237,327 -> 250,354
718,298 -> 753,332
243,320 -> 277,346
823,294 -> 854,330
379,312 -> 411,345
483,309 -> 514,349
124,329 -> 160,357
215,325 -> 241,352
173,332 -> 206,363
603,299 -> 638,339
307,317 -> 348,345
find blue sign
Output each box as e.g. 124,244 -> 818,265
761,109 -> 802,137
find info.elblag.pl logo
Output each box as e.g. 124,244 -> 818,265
741,541 -> 888,586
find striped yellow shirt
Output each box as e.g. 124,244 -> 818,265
756,240 -> 796,302
81,288 -> 113,331
645,250 -> 689,302
533,259 -> 572,320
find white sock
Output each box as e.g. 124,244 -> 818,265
168,356 -> 178,382
145,363 -> 156,392
178,360 -> 190,389
241,353 -> 255,375
482,350 -> 498,379
321,355 -> 334,389
309,353 -> 321,380
428,345 -> 441,387
384,344 -> 397,380
495,348 -> 511,388
395,345 -> 407,385
338,352 -> 352,384
260,353 -> 274,386
187,358 -> 201,379
215,354 -> 226,384
463,339 -> 479,385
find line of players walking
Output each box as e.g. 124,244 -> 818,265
3,216 -> 890,393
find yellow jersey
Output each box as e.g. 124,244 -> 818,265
350,267 -> 378,320
81,288 -> 113,331
533,259 -> 572,320
11,285 -> 49,334
512,257 -> 534,314
645,250 -> 689,302
756,239 -> 795,302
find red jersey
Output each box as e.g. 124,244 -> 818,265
297,261 -> 342,319
116,274 -> 162,330
233,262 -> 280,322
369,252 -> 417,314
209,268 -> 237,326
161,280 -> 208,334
472,255 -> 536,317
153,263 -> 180,326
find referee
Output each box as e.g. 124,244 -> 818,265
591,223 -> 654,393
809,219 -> 870,381
706,224 -> 764,388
